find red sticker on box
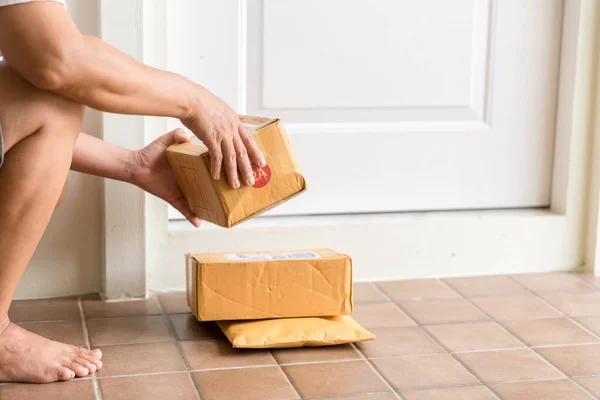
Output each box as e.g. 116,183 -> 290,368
252,164 -> 271,188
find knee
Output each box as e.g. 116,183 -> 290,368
55,180 -> 68,209
47,96 -> 84,139
0,63 -> 84,151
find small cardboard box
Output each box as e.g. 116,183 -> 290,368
167,116 -> 306,228
186,249 -> 353,321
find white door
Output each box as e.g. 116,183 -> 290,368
166,0 -> 561,217
100,0 -> 596,296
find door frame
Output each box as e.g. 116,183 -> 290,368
100,0 -> 600,299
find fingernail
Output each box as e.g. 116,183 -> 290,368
259,157 -> 267,167
233,180 -> 240,189
248,176 -> 255,186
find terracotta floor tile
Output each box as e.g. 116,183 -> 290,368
356,327 -> 445,358
179,338 -> 276,370
83,297 -> 161,318
372,354 -> 478,391
444,275 -> 527,297
502,318 -> 598,347
402,386 -> 498,400
272,343 -> 361,364
8,297 -> 80,322
511,272 -> 592,292
576,376 -> 600,397
99,372 -> 200,400
541,291 -> 600,316
576,273 -> 600,288
87,315 -> 173,346
0,379 -> 96,400
284,360 -> 387,398
158,291 -> 191,314
97,342 -> 187,377
456,349 -> 562,383
470,293 -> 561,320
315,394 -> 397,400
169,314 -> 223,340
425,321 -> 524,352
574,315 -> 600,336
19,320 -> 86,346
536,344 -> 600,376
376,279 -> 460,301
353,283 -> 389,303
193,367 -> 299,400
490,379 -> 594,400
398,299 -> 488,325
353,302 -> 416,328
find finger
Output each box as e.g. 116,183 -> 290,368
173,128 -> 190,143
155,128 -> 188,148
239,124 -> 266,167
234,135 -> 254,186
171,195 -> 201,228
206,140 -> 223,180
222,139 -> 239,188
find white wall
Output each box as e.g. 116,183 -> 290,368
14,0 -> 103,299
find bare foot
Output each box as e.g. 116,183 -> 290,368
0,320 -> 103,383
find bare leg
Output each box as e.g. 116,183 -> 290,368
0,62 -> 102,383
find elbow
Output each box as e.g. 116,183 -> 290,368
28,42 -> 80,92
33,64 -> 69,91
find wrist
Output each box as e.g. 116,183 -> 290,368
123,149 -> 140,185
181,84 -> 207,123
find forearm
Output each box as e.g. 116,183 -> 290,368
0,3 -> 200,120
55,35 -> 200,119
71,133 -> 134,183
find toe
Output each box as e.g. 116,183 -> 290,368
76,357 -> 97,374
69,362 -> 90,377
83,349 -> 103,369
88,349 -> 103,360
57,367 -> 76,381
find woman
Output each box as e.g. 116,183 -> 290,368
0,0 -> 264,383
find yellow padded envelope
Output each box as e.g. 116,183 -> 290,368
217,315 -> 375,349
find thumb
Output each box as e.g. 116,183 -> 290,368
156,128 -> 190,148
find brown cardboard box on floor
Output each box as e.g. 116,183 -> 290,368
166,115 -> 306,228
186,249 -> 353,321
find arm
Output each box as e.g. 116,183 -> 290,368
72,131 -> 200,227
0,2 -> 265,188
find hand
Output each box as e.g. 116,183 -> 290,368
130,129 -> 201,227
181,88 -> 266,188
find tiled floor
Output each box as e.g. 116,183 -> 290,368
2,272 -> 600,399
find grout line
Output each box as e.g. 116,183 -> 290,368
438,279 -> 577,400
97,371 -> 191,381
304,392 -> 394,400
531,341 -> 600,349
370,281 -> 504,399
277,360 -> 306,400
350,343 -> 404,400
155,299 -> 204,399
278,357 -> 362,367
13,318 -> 84,324
99,365 -> 282,380
572,373 -> 600,380
304,392 -> 393,400
78,297 -> 103,400
503,276 -> 600,399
